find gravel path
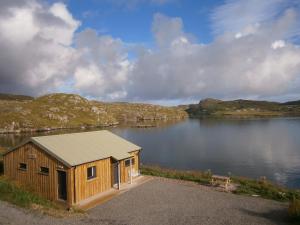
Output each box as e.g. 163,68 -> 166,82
0,177 -> 289,225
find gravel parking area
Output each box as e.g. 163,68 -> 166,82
0,177 -> 289,225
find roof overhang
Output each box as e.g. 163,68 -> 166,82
4,139 -> 142,167
4,138 -> 72,168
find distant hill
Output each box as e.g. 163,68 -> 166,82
0,93 -> 187,133
186,98 -> 300,118
0,93 -> 34,101
281,100 -> 300,105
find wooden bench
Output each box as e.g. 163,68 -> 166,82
211,175 -> 231,190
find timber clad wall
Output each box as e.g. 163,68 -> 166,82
3,143 -> 70,203
4,142 -> 140,206
120,150 -> 140,183
73,158 -> 112,203
130,151 -> 140,173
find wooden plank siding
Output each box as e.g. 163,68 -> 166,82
73,158 -> 112,203
3,142 -> 141,206
130,150 -> 140,174
3,142 -> 72,205
119,150 -> 140,183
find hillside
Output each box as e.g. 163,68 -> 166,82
0,93 -> 187,133
186,98 -> 300,118
0,93 -> 34,101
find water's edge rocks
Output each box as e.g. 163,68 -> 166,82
0,93 -> 187,134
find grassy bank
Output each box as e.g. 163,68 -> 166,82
0,176 -> 55,208
141,165 -> 300,202
141,165 -> 212,185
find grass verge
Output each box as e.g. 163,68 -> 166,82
0,176 -> 56,208
0,147 -> 83,216
141,165 -> 212,185
0,176 -> 85,217
141,165 -> 300,202
231,176 -> 300,202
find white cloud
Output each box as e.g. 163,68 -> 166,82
44,3 -> 81,45
0,0 -> 300,104
127,10 -> 300,101
271,40 -> 286,49
0,6 -> 38,44
0,0 -> 129,100
73,29 -> 130,99
0,0 -> 81,95
211,0 -> 289,34
74,64 -> 104,89
152,13 -> 195,48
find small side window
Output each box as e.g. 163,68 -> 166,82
132,158 -> 135,165
87,166 -> 96,180
19,163 -> 27,171
125,159 -> 131,167
40,167 -> 49,175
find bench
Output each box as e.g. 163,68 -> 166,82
211,175 -> 231,190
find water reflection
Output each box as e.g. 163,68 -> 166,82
1,118 -> 300,188
112,118 -> 300,188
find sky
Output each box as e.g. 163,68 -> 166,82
0,0 -> 300,105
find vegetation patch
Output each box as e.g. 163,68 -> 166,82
141,165 -> 300,202
185,98 -> 300,118
231,176 -> 300,202
0,176 -> 55,208
0,93 -> 187,133
0,176 -> 83,217
141,165 -> 212,185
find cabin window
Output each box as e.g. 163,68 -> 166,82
132,158 -> 135,165
87,166 -> 96,180
19,163 -> 27,171
125,159 -> 131,167
40,167 -> 49,175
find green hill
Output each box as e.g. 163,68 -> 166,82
0,93 -> 187,133
186,98 -> 300,118
0,93 -> 33,101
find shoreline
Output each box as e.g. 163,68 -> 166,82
0,119 -> 185,134
2,115 -> 300,134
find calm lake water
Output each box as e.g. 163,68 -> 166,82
1,118 -> 300,188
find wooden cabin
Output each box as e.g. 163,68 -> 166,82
3,130 -> 141,206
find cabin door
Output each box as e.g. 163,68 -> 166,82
57,170 -> 67,201
112,163 -> 118,187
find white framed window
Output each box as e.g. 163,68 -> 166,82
87,166 -> 96,180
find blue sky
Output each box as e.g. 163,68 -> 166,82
63,0 -> 221,45
0,0 -> 300,105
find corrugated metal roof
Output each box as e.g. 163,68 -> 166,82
29,130 -> 141,167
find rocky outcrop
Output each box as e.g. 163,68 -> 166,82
185,98 -> 300,118
0,93 -> 187,133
